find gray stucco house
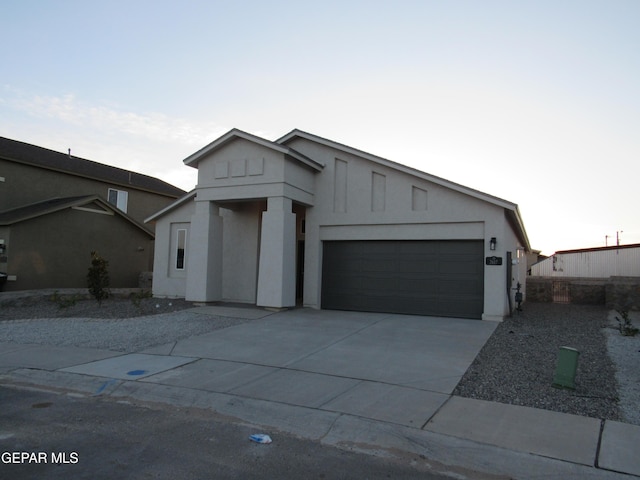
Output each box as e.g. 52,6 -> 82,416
147,129 -> 530,320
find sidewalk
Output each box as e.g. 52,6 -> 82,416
1,306 -> 639,479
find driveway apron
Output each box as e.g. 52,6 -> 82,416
145,308 -> 497,428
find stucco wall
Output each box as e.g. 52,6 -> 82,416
150,199 -> 195,298
151,133 -> 528,320
4,207 -> 153,291
220,202 -> 264,303
181,138 -> 316,305
194,139 -> 316,206
286,138 -> 524,320
151,197 -> 265,303
0,160 -> 179,230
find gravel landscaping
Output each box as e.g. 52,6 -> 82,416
454,302 -> 640,426
604,309 -> 640,426
0,292 -> 249,352
1,292 -> 638,426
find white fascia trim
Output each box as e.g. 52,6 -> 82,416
145,190 -> 197,223
72,206 -> 114,215
279,128 -> 532,251
277,129 -> 517,209
183,128 -> 323,171
511,205 -> 532,252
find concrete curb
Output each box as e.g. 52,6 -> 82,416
1,363 -> 637,479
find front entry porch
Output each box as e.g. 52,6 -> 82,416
185,196 -> 305,309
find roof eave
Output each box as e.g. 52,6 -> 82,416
184,128 -> 323,171
278,129 -> 518,209
145,190 -> 197,223
505,206 -> 532,252
280,129 -> 532,251
555,243 -> 640,255
0,195 -> 98,225
0,195 -> 154,237
1,148 -> 184,198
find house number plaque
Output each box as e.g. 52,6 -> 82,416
485,256 -> 503,266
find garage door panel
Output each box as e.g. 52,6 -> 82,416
398,260 -> 439,274
321,240 -> 483,319
439,241 -> 479,254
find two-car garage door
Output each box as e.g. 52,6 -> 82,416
321,240 -> 484,319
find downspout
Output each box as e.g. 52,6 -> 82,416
506,251 -> 513,316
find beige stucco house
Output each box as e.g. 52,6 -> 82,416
147,129 -> 530,320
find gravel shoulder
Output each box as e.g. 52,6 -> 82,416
1,294 -> 638,426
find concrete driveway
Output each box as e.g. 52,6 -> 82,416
7,306 -> 637,477
133,307 -> 498,428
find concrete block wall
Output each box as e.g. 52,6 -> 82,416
569,280 -> 607,305
606,277 -> 640,311
526,277 -> 554,303
527,276 -> 640,310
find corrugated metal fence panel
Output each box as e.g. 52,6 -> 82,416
531,248 -> 640,277
531,257 -> 553,276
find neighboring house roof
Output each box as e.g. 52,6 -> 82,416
145,190 -> 197,223
0,195 -> 154,237
277,129 -> 531,251
0,136 -> 185,197
182,128 -> 324,172
554,243 -> 640,255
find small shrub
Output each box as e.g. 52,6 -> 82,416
615,310 -> 639,337
87,251 -> 110,303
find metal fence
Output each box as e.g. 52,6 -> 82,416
552,281 -> 570,303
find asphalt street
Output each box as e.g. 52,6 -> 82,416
0,386 -> 465,480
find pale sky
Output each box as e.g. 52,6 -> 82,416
1,0 -> 639,255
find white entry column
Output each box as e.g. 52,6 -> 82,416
186,200 -> 223,302
257,196 -> 296,308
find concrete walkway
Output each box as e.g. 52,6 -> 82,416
1,306 -> 638,479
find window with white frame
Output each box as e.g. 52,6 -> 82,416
107,188 -> 128,213
176,229 -> 187,270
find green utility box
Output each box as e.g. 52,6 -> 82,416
552,346 -> 580,389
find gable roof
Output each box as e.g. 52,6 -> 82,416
183,128 -> 324,172
555,243 -> 640,255
278,129 -> 531,251
0,136 -> 185,198
0,195 -> 154,237
152,128 -> 531,251
278,129 -> 515,208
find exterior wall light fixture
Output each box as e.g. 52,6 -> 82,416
489,237 -> 497,251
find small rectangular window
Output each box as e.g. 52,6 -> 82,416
176,229 -> 187,270
107,188 -> 128,213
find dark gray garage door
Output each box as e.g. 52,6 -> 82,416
321,240 -> 484,319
